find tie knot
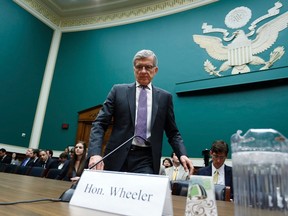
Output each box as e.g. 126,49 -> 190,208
140,85 -> 147,89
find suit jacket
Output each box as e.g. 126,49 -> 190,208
20,157 -> 31,166
165,165 -> 189,181
197,164 -> 233,198
27,157 -> 41,167
88,83 -> 187,174
40,158 -> 58,170
0,155 -> 12,164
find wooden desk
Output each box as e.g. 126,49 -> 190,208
0,173 -> 234,215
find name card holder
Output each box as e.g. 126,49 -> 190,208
185,176 -> 218,216
70,170 -> 173,216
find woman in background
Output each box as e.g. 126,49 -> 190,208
10,152 -> 20,165
57,141 -> 87,184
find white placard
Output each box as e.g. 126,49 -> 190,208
70,170 -> 173,216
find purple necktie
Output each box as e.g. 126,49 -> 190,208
135,86 -> 147,144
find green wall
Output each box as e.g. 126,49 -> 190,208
42,0 -> 288,157
1,0 -> 287,158
0,0 -> 53,147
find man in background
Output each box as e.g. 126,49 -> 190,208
20,148 -> 33,166
39,150 -> 58,170
0,148 -> 12,164
165,152 -> 189,181
197,140 -> 233,198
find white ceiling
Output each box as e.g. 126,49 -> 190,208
15,0 -> 216,31
41,0 -> 166,17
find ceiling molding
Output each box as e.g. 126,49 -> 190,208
14,0 -> 217,32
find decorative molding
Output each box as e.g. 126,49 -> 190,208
14,0 -> 61,30
14,0 -> 217,32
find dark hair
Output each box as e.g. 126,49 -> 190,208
0,148 -> 6,153
59,152 -> 68,159
162,157 -> 173,167
47,149 -> 53,157
210,140 -> 229,156
32,149 -> 40,157
67,141 -> 87,178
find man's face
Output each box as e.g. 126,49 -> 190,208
26,148 -> 33,158
134,56 -> 158,86
0,151 -> 4,157
39,151 -> 48,161
210,151 -> 226,169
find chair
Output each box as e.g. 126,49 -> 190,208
15,166 -> 31,175
28,167 -> 46,177
0,163 -> 8,172
4,164 -> 18,173
45,168 -> 62,179
171,180 -> 189,196
214,184 -> 231,201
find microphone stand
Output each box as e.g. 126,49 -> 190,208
88,135 -> 147,169
59,135 -> 147,202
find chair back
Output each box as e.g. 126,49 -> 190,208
4,164 -> 18,173
15,166 -> 30,175
28,167 -> 46,177
214,184 -> 231,201
171,180 -> 189,196
0,163 -> 8,172
45,168 -> 62,179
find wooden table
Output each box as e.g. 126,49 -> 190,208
0,173 -> 234,215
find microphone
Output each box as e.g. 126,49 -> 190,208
59,135 -> 147,202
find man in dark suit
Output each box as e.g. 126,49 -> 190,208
0,148 -> 12,164
197,140 -> 233,199
20,148 -> 33,166
39,150 -> 58,170
26,149 -> 41,167
88,49 -> 193,175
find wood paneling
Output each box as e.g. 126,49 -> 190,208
76,105 -> 112,155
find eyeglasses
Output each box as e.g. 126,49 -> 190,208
134,64 -> 155,71
211,154 -> 226,160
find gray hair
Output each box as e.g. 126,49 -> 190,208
132,49 -> 158,67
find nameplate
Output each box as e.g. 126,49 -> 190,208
185,176 -> 218,216
70,170 -> 173,216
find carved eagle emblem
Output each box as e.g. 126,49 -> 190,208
193,2 -> 288,76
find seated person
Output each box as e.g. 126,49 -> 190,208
10,152 -> 20,165
27,149 -> 41,167
162,157 -> 173,168
57,141 -> 88,184
0,148 -> 12,164
197,140 -> 233,199
159,157 -> 173,175
58,152 -> 69,170
165,152 -> 190,181
38,150 -> 58,169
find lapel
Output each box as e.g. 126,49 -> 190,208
151,85 -> 159,129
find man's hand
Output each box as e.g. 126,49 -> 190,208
89,155 -> 104,170
70,176 -> 80,184
180,155 -> 194,175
